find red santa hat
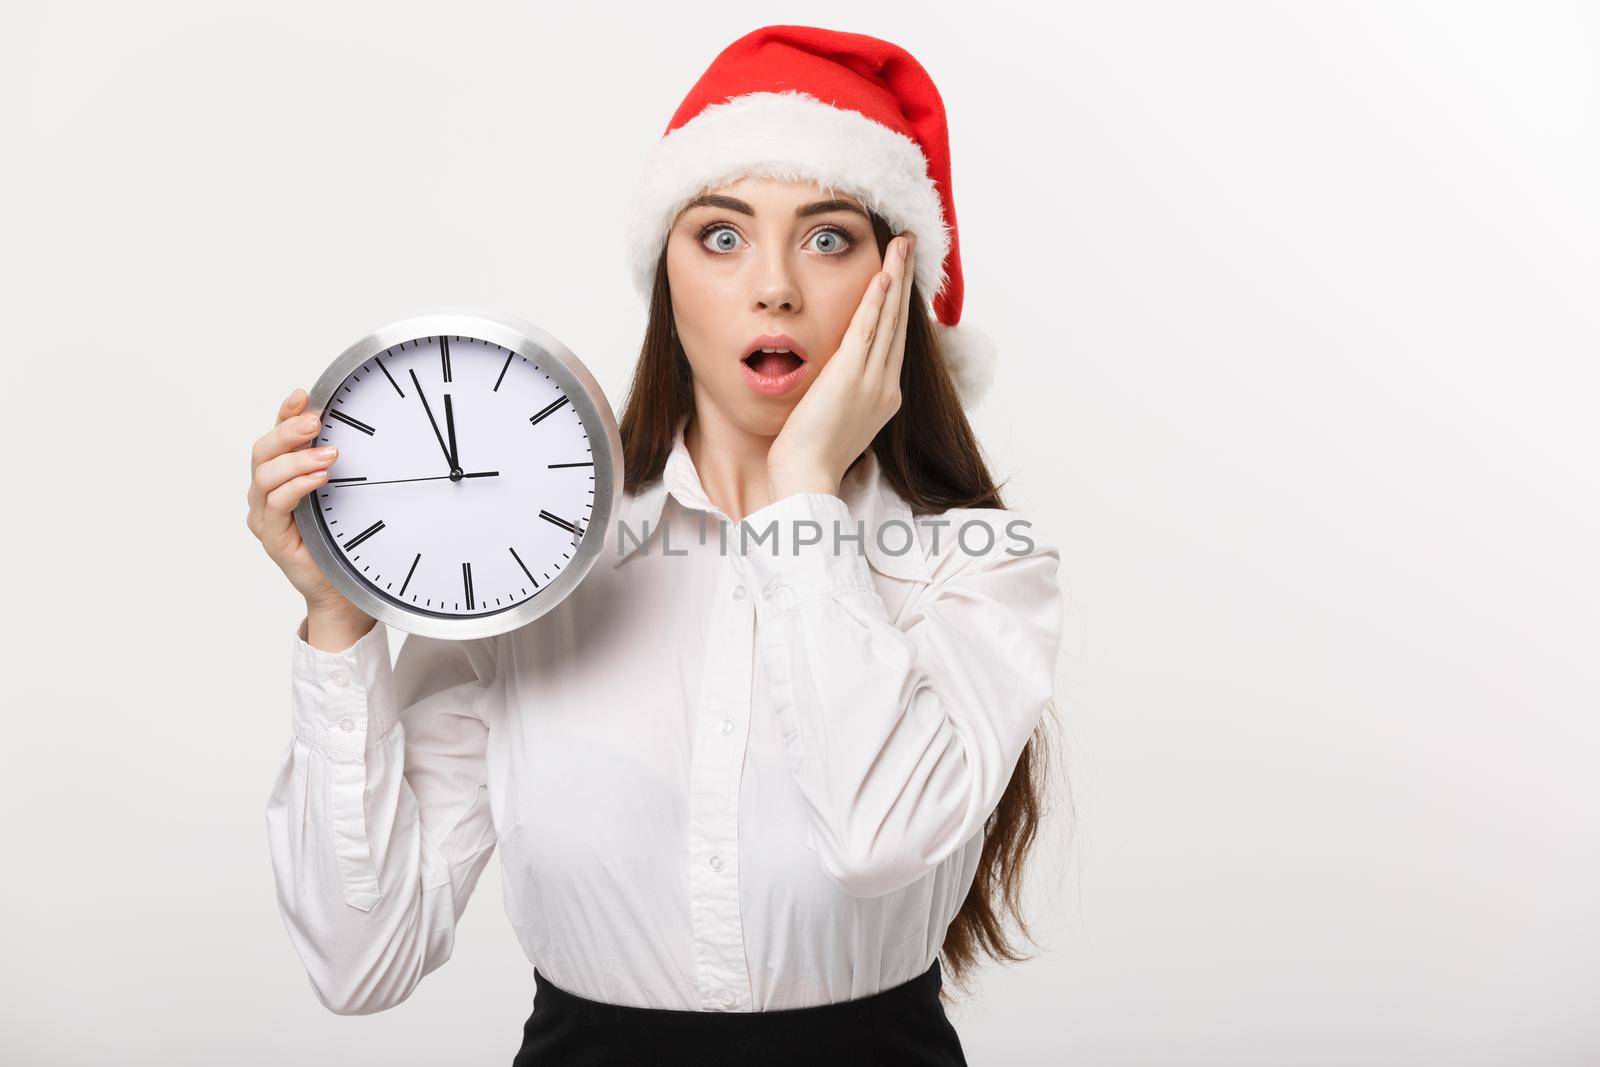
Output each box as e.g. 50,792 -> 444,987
624,24 -> 996,407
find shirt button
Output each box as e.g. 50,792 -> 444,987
719,718 -> 734,735
708,853 -> 724,872
330,670 -> 351,688
339,718 -> 355,732
718,988 -> 736,1007
732,584 -> 746,600
762,580 -> 781,599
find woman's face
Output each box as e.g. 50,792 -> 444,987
665,175 -> 885,437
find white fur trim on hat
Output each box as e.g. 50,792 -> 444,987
935,320 -> 996,407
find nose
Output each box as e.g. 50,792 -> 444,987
751,246 -> 802,314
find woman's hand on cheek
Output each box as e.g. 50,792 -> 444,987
768,233 -> 917,501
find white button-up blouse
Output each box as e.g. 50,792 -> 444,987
265,417 -> 1064,1016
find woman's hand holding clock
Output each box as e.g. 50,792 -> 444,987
246,388 -> 374,644
767,232 -> 916,500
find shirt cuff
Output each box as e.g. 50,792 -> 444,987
290,616 -> 392,757
735,491 -> 874,616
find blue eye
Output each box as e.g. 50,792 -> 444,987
807,227 -> 853,254
700,225 -> 743,254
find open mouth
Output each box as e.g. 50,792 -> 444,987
742,348 -> 806,378
740,343 -> 809,396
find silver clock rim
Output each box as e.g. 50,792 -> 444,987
292,306 -> 622,642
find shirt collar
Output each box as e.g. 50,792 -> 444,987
611,414 -> 933,583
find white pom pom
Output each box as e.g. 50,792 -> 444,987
933,320 -> 997,408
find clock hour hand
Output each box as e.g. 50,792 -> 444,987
444,393 -> 460,470
408,368 -> 459,472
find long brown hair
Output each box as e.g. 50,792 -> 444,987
617,211 -> 1066,1002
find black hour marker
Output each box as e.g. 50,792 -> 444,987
345,520 -> 386,551
540,510 -> 582,535
509,545 -> 539,588
529,395 -> 569,426
494,351 -> 513,392
440,336 -> 452,382
376,356 -> 405,398
399,552 -> 421,597
547,461 -> 593,468
328,410 -> 376,435
462,561 -> 474,610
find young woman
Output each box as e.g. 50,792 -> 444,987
249,25 -> 1064,1066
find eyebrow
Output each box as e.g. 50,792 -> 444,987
683,194 -> 870,221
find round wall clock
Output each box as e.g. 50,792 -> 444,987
293,307 -> 621,640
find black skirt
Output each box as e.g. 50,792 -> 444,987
512,959 -> 969,1066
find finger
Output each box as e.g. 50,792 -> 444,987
256,443 -> 338,501
248,411 -> 329,518
251,405 -> 324,472
259,452 -> 337,531
866,235 -> 911,382
278,387 -> 306,424
251,443 -> 337,522
252,386 -> 312,484
260,469 -> 331,548
840,266 -> 893,372
885,234 -> 916,388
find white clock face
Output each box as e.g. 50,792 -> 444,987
308,335 -> 595,618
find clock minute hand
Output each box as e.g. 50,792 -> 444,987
408,368 -> 458,472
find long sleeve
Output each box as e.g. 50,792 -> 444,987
264,618 -> 502,1015
739,492 -> 1063,900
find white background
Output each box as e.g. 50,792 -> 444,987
5,2 -> 1596,1063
